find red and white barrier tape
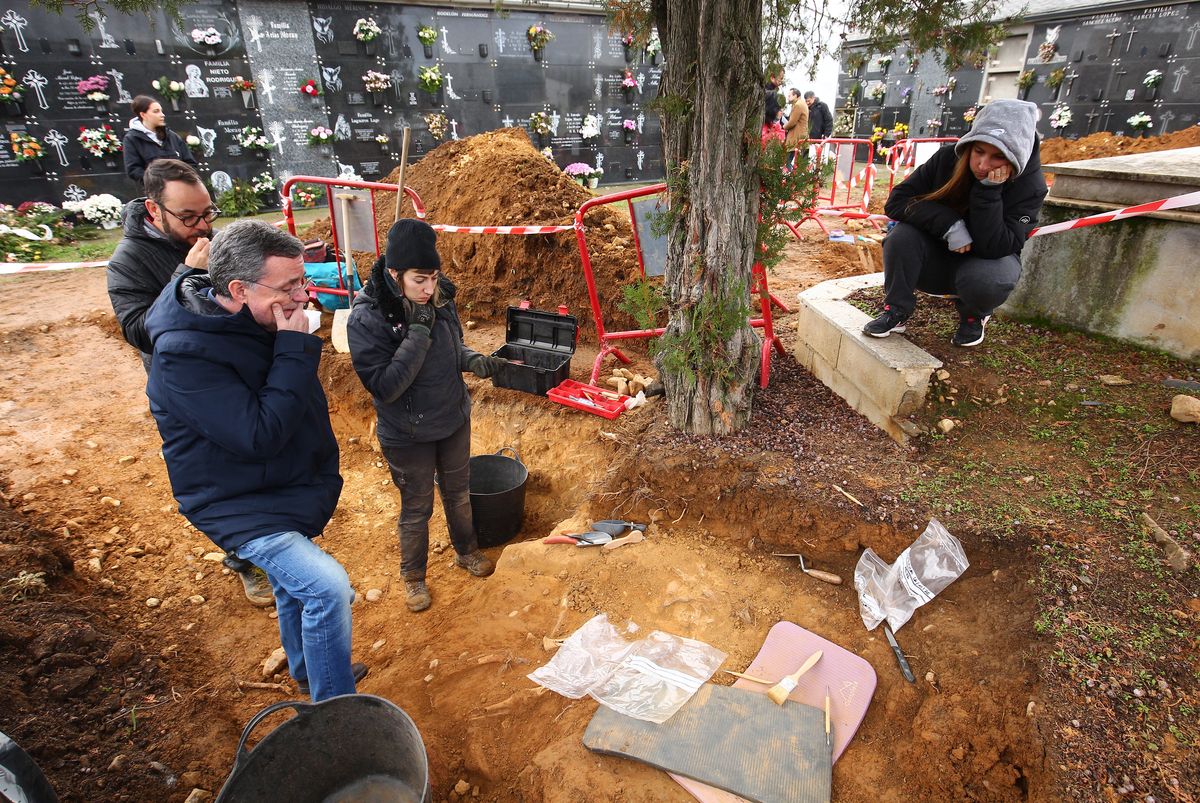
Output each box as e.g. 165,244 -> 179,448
1028,189 -> 1200,237
431,223 -> 576,235
7,189 -> 1198,275
0,259 -> 106,276
813,188 -> 1200,238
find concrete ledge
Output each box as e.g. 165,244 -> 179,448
794,274 -> 941,444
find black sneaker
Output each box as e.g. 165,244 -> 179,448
295,662 -> 369,696
952,314 -> 990,347
862,306 -> 909,338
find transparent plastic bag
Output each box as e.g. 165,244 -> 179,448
528,613 -> 726,724
853,518 -> 969,633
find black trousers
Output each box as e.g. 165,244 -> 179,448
882,222 -> 1022,318
381,420 -> 478,580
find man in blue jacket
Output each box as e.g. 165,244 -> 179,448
145,219 -> 365,700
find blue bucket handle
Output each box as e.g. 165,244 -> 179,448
495,446 -> 522,465
229,700 -> 313,774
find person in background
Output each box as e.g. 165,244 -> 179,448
804,91 -> 833,139
347,220 -> 505,614
783,87 -> 809,169
762,66 -> 786,145
123,95 -> 197,185
863,99 -> 1047,347
106,159 -> 274,608
145,220 -> 366,700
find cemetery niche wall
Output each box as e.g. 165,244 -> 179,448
0,0 -> 663,207
835,0 -> 1200,153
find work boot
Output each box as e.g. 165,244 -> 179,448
862,305 -> 909,338
454,550 -> 495,578
404,579 -> 432,612
951,314 -> 990,347
295,662 -> 369,696
238,567 -> 275,608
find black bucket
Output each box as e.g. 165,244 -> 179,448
469,446 -> 528,548
216,695 -> 430,803
0,730 -> 58,802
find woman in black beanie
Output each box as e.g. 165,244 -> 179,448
346,219 -> 506,612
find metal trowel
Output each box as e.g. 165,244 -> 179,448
591,520 -> 648,537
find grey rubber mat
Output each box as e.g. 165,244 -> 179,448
583,684 -> 831,803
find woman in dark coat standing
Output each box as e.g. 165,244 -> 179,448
123,95 -> 197,185
863,99 -> 1047,347
346,219 -> 507,613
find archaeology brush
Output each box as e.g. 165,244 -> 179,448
766,650 -> 823,706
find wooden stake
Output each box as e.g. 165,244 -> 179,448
394,127 -> 411,222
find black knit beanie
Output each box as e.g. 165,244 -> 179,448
385,218 -> 441,272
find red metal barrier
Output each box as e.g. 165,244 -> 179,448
280,176 -> 426,303
782,137 -> 879,238
574,184 -> 785,389
886,137 -> 959,194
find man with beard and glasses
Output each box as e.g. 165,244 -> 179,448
107,158 -> 218,370
106,158 -> 275,609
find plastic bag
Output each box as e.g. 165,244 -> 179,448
528,613 -> 726,724
854,518 -> 969,633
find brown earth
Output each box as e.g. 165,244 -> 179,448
1039,126 -> 1200,167
0,128 -> 1195,803
304,128 -> 644,337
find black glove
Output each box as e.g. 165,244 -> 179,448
402,297 -> 435,332
467,354 -> 506,379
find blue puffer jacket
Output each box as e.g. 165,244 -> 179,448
144,270 -> 342,552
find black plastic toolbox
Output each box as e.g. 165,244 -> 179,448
490,303 -> 578,396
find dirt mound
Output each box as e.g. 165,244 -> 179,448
306,129 -> 643,337
1040,126 -> 1200,167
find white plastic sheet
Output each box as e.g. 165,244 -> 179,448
528,614 -> 726,724
854,518 -> 969,633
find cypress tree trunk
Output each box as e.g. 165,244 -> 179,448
654,0 -> 762,435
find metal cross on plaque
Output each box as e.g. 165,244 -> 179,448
1112,67 -> 1128,93
1105,29 -> 1121,57
22,70 -> 48,109
439,26 -> 455,55
1158,109 -> 1176,135
1063,68 -> 1079,98
1,10 -> 29,52
1188,21 -> 1200,51
1124,25 -> 1139,53
63,184 -> 88,203
44,129 -> 68,166
449,118 -> 459,140
1172,63 -> 1190,93
106,68 -> 132,104
1084,108 -> 1101,134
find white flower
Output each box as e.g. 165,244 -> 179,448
170,81 -> 184,92
64,193 -> 123,224
152,79 -> 161,90
186,134 -> 200,146
580,114 -> 601,140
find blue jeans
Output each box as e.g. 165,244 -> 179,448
236,531 -> 356,701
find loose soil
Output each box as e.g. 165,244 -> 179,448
304,128 -> 644,336
1039,126 -> 1200,167
1,129 -> 1196,803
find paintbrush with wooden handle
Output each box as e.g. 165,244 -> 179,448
766,650 -> 823,705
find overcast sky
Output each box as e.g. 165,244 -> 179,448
785,56 -> 839,105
